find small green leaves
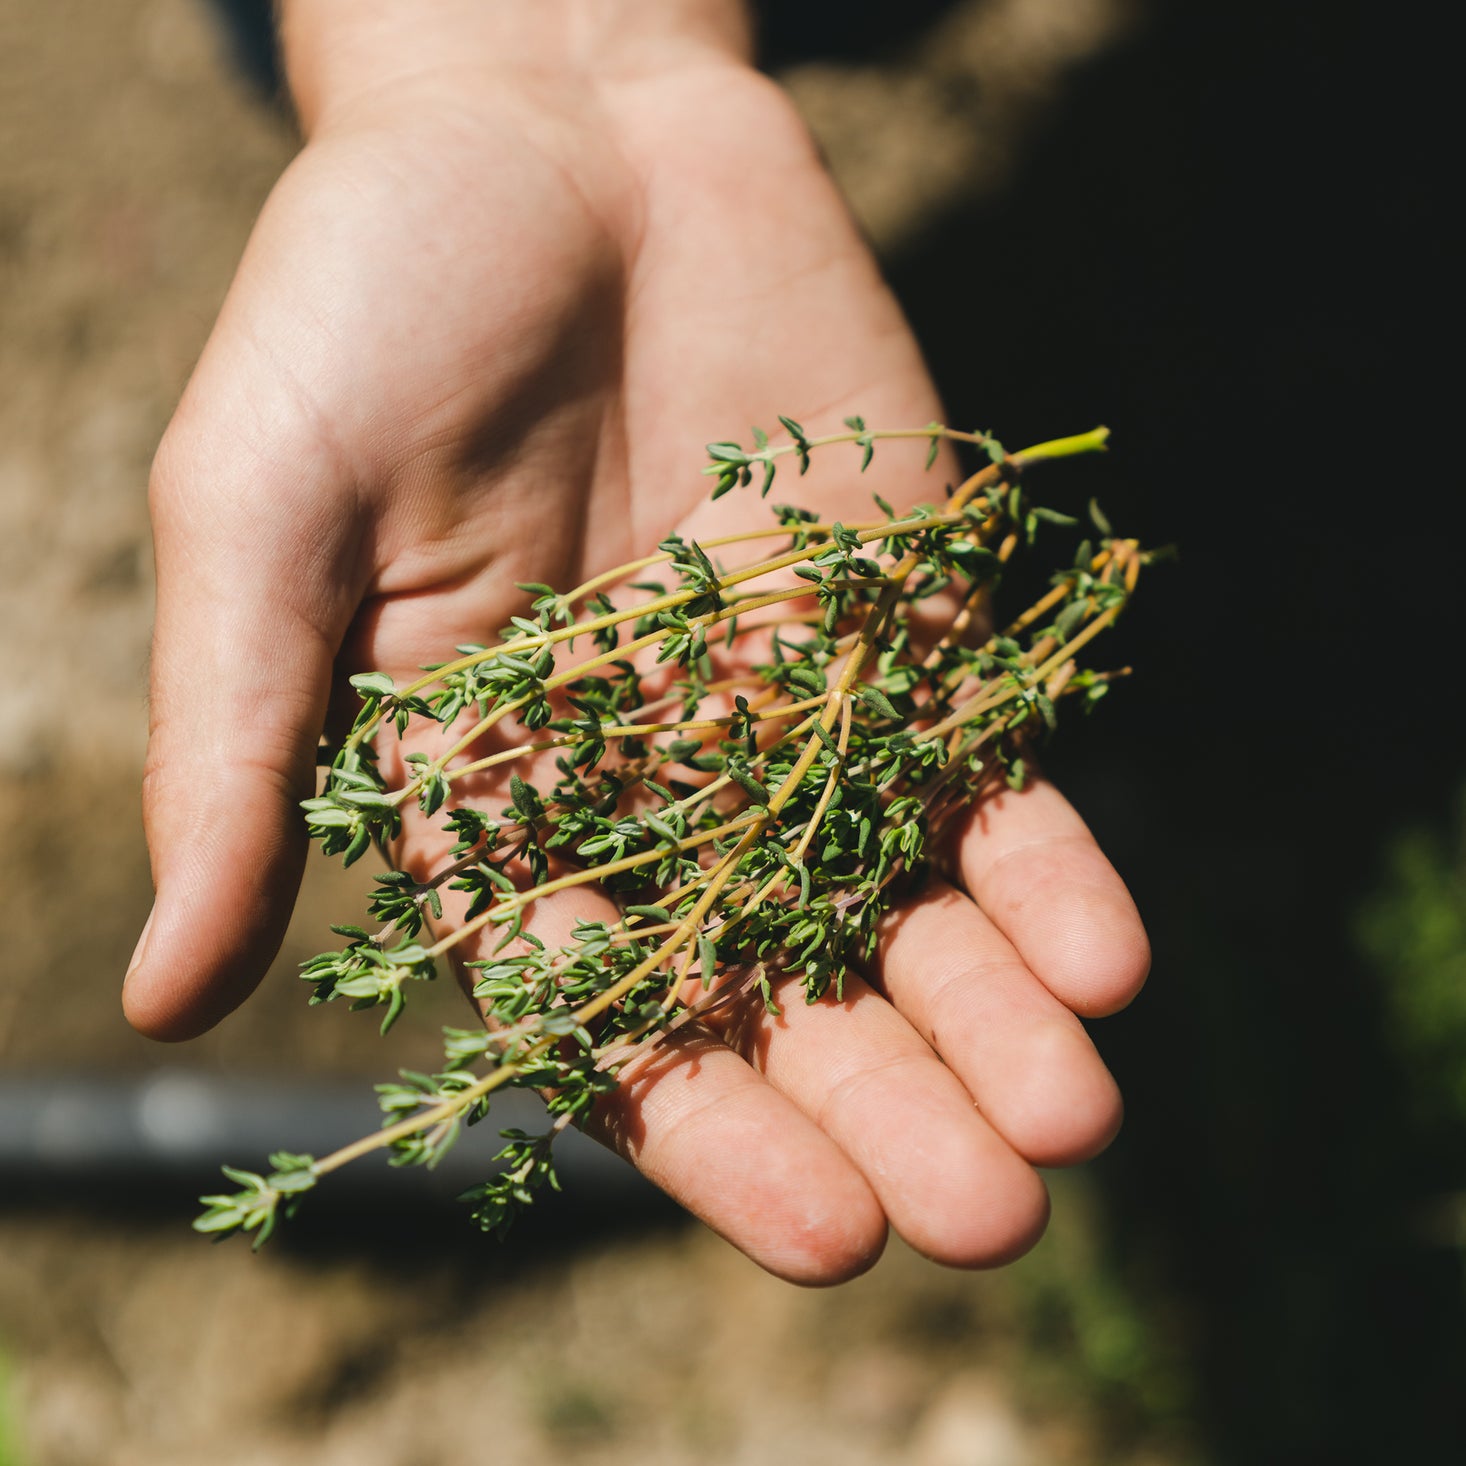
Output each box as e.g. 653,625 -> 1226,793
808,717 -> 840,752
726,760 -> 770,806
366,870 -> 442,939
349,672 -> 396,699
228,413 -> 1141,1249
785,662 -> 827,696
509,773 -> 542,822
1054,599 -> 1092,644
777,415 -> 811,476
843,415 -> 875,471
704,439 -> 758,499
300,936 -> 438,1034
855,684 -> 901,721
303,769 -> 399,866
417,767 -> 450,816
1030,505 -> 1081,532
705,441 -> 748,463
460,1131 -> 561,1239
195,1152 -> 316,1249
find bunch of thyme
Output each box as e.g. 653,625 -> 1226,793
196,418 -> 1151,1248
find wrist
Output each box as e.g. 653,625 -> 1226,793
280,0 -> 755,134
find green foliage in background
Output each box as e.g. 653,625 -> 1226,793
1356,786 -> 1466,1137
1007,1174 -> 1199,1452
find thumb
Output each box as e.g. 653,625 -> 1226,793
123,402 -> 365,1040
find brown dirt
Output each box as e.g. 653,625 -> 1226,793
1,1179 -> 1187,1466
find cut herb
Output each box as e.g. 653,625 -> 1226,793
198,419 -> 1153,1247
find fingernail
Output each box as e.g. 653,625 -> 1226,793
126,903 -> 156,982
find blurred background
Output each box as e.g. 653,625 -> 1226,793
0,0 -> 1459,1462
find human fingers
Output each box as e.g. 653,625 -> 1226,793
715,971 -> 1051,1269
585,1023 -> 888,1285
871,877 -> 1123,1166
434,873 -> 885,1286
949,775 -> 1150,1019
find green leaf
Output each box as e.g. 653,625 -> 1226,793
306,808 -> 354,829
193,1209 -> 247,1235
856,685 -> 901,720
379,987 -> 406,1036
644,813 -> 681,846
270,1168 -> 318,1195
349,672 -> 396,697
1054,600 -> 1090,643
509,774 -> 540,820
727,765 -> 770,804
1031,506 -> 1081,528
418,770 -> 449,816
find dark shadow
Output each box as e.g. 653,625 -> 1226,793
0,1162 -> 683,1272
201,0 -> 968,98
756,0 -> 963,67
204,0 -> 282,98
880,0 -> 1462,1460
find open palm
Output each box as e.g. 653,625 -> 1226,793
127,52 -> 1147,1281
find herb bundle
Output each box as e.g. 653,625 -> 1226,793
196,418 -> 1150,1248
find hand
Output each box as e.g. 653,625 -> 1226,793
124,1 -> 1148,1282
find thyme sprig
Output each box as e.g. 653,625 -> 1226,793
196,418 -> 1152,1248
